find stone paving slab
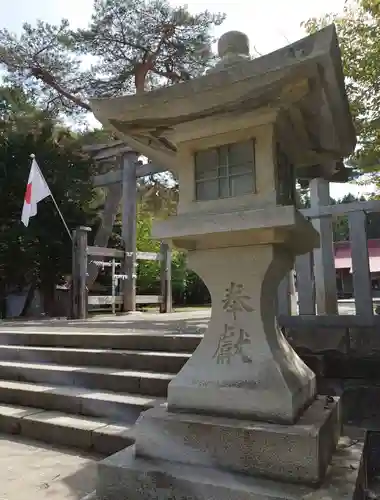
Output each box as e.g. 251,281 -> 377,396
0,429 -> 368,500
0,433 -> 98,500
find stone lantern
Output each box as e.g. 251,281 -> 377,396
91,25 -> 359,500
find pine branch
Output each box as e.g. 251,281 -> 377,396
30,66 -> 91,111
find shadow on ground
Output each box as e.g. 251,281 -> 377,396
62,461 -> 98,499
0,433 -> 99,500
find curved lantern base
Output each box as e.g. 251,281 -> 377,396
167,244 -> 316,424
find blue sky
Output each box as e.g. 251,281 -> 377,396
1,0 -> 372,198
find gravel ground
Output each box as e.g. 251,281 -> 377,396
0,434 -> 98,500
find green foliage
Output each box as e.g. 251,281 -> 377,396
332,193 -> 380,241
136,212 -> 160,293
183,268 -> 210,305
0,0 -> 225,116
303,0 -> 380,180
0,0 -> 224,307
0,87 -> 98,311
132,209 -> 209,304
331,194 -> 364,241
138,175 -> 178,217
295,183 -> 311,209
134,211 -> 189,300
295,187 -> 380,242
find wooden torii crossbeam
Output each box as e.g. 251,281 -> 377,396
83,141 -> 169,312
84,140 -> 166,186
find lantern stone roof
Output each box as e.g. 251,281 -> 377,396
90,25 -> 356,180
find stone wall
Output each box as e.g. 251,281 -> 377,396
281,318 -> 380,429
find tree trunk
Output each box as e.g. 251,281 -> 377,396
87,183 -> 122,288
0,291 -> 6,319
41,281 -> 56,317
20,283 -> 36,317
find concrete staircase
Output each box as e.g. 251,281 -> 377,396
0,317 -> 204,455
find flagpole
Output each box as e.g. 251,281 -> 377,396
49,192 -> 73,241
30,154 -> 73,241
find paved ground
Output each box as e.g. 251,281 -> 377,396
337,302 -> 356,315
0,302 -> 361,330
0,305 -> 365,500
0,311 -> 210,500
0,309 -> 211,333
0,434 -> 98,500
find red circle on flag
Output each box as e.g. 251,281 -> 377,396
25,183 -> 32,204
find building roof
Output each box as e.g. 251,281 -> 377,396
334,239 -> 380,273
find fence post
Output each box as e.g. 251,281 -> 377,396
111,258 -> 116,315
348,211 -> 373,318
121,152 -> 138,312
309,178 -> 338,314
277,272 -> 292,316
71,226 -> 91,319
295,253 -> 315,314
160,242 -> 172,313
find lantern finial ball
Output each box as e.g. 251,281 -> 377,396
217,31 -> 250,59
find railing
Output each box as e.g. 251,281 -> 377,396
71,227 -> 172,319
87,246 -> 168,312
277,179 -> 380,327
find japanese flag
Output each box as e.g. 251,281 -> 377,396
21,158 -> 51,227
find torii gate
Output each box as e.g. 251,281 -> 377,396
83,141 -> 168,312
84,141 -> 349,316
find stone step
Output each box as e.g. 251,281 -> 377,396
0,360 -> 173,397
0,345 -> 190,373
0,330 -> 201,352
0,379 -> 164,421
0,403 -> 134,455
